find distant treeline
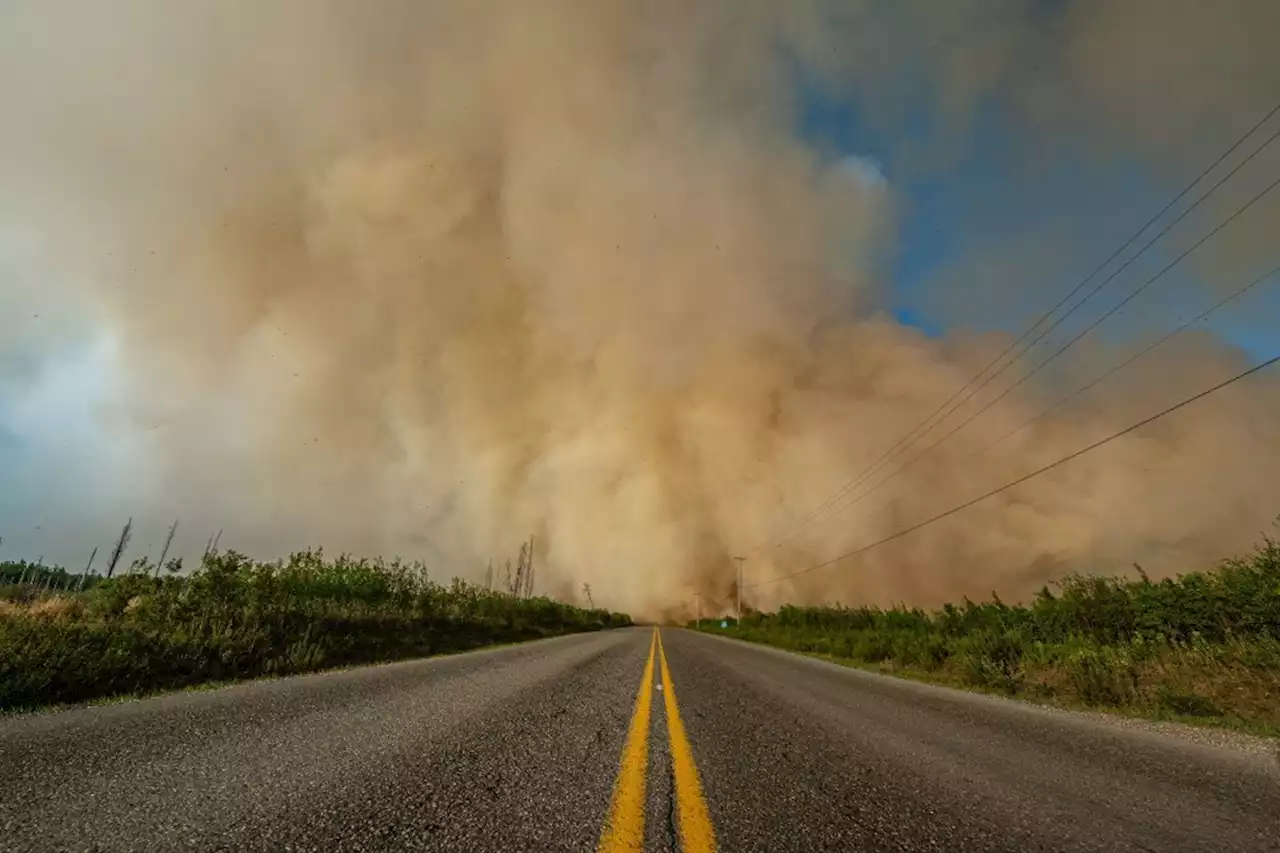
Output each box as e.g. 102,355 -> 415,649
1,560 -> 104,595
1,549 -> 631,709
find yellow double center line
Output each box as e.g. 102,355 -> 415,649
598,628 -> 717,853
597,631 -> 657,851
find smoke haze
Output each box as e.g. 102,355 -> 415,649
2,1 -> 1278,617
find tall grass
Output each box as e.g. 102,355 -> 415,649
699,535 -> 1280,730
0,549 -> 630,710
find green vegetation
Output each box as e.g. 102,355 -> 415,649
697,536 -> 1280,733
1,550 -> 630,710
1,559 -> 104,599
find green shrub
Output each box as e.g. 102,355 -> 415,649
890,631 -> 950,670
955,628 -> 1027,693
1156,687 -> 1222,718
0,549 -> 630,710
1064,644 -> 1139,706
701,534 -> 1280,727
850,630 -> 896,663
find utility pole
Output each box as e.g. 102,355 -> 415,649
733,556 -> 746,623
694,592 -> 702,629
582,582 -> 594,609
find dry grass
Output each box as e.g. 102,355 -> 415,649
0,596 -> 87,622
26,596 -> 87,621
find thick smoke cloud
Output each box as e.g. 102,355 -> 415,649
1,1 -> 1278,617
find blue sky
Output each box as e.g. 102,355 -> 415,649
797,83 -> 1280,363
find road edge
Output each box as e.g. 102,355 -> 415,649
682,627 -> 1280,761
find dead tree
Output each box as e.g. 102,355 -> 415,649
105,518 -> 133,580
523,535 -> 536,598
78,547 -> 98,590
154,519 -> 179,579
513,541 -> 528,599
203,528 -> 224,560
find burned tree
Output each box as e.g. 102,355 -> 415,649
105,517 -> 133,580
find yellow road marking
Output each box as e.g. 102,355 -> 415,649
598,629 -> 658,853
656,629 -> 718,853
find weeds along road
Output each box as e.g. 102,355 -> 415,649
2,628 -> 1277,853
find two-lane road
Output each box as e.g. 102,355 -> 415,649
2,628 -> 1277,852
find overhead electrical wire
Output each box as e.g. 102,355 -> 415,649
747,353 -> 1280,589
745,100 -> 1280,555
973,264 -> 1280,457
779,170 -> 1280,535
811,263 -> 1280,529
755,116 -> 1280,552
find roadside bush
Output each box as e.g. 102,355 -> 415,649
850,629 -> 896,663
0,549 -> 631,709
1155,687 -> 1222,718
890,631 -> 950,670
697,532 -> 1280,728
955,628 -> 1027,693
1064,644 -> 1139,706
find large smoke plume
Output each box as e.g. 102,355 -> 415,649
2,1 -> 1279,618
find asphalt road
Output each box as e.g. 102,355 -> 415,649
1,627 -> 1277,852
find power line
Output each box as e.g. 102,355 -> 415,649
978,264 -> 1280,455
797,170 -> 1280,530
747,353 -> 1280,589
754,122 -> 1280,553
812,170 -> 1280,526
820,263 -> 1280,527
865,122 -> 1280,461
745,100 -> 1280,554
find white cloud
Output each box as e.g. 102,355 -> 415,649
837,153 -> 888,190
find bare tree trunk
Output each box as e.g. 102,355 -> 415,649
513,541 -> 527,599
154,519 -> 179,579
524,535 -> 536,598
79,546 -> 98,590
105,518 -> 133,580
202,528 -> 223,564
